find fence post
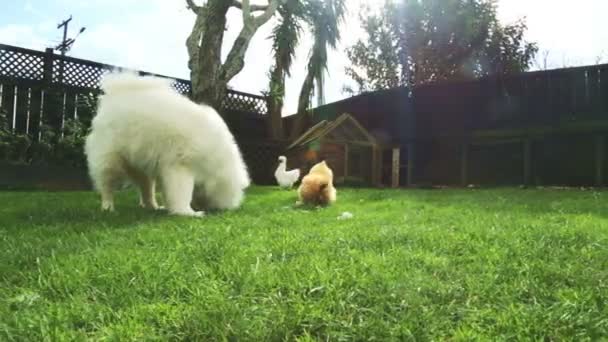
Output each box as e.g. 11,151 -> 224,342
460,143 -> 469,186
343,144 -> 349,179
371,145 -> 382,187
523,139 -> 532,187
407,143 -> 415,187
43,48 -> 54,87
595,135 -> 605,187
392,147 -> 400,188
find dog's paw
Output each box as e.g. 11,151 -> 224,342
183,210 -> 205,218
139,201 -> 165,211
149,203 -> 165,210
170,210 -> 205,218
101,202 -> 115,211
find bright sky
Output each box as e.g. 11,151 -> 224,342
1,0 -> 607,115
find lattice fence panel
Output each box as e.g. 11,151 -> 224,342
172,79 -> 191,95
1,44 -> 270,142
0,49 -> 44,81
52,59 -> 106,89
223,90 -> 268,115
138,71 -> 191,95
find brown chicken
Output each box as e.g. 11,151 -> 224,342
297,160 -> 337,206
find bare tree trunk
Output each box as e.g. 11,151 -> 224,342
185,0 -> 284,108
192,1 -> 230,106
288,68 -> 315,140
267,60 -> 285,140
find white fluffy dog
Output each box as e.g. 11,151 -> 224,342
84,72 -> 250,217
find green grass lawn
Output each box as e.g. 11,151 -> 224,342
1,187 -> 607,341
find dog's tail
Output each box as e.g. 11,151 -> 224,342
100,71 -> 172,95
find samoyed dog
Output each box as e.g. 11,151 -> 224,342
84,72 -> 250,217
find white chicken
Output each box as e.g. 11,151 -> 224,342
274,156 -> 301,188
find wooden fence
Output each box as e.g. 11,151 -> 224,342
0,43 -> 282,186
6,43 -> 607,187
0,43 -> 270,135
305,62 -> 608,187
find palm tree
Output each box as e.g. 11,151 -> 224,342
266,0 -> 345,140
290,0 -> 346,140
267,0 -> 303,140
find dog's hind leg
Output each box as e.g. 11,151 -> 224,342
137,177 -> 162,210
125,165 -> 162,210
88,152 -> 127,212
100,185 -> 114,211
160,166 -> 204,217
97,169 -> 121,212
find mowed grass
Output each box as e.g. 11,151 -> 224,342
0,187 -> 607,341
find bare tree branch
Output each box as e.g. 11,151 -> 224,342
231,0 -> 269,12
595,51 -> 605,65
185,0 -> 202,14
186,0 -> 284,104
253,0 -> 284,27
241,0 -> 252,21
220,0 -> 285,82
186,13 -> 206,66
186,5 -> 207,89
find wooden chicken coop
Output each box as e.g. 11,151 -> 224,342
286,113 -> 401,187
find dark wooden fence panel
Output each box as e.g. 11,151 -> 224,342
224,111 -> 268,140
549,71 -> 570,122
28,87 -> 43,138
5,43 -> 608,187
413,80 -> 481,138
588,68 -> 602,117
533,134 -> 596,186
527,74 -> 548,125
303,61 -> 608,187
1,83 -> 16,128
14,85 -> 29,133
494,77 -> 523,128
238,140 -> 286,185
407,140 -> 466,186
469,142 -> 523,185
600,67 -> 608,115
307,87 -> 413,145
40,89 -> 65,134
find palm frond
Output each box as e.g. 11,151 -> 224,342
269,0 -> 304,77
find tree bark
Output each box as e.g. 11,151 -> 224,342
187,0 -> 230,107
267,59 -> 285,140
186,0 -> 284,108
288,64 -> 315,140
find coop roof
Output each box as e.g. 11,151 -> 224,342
287,113 -> 378,150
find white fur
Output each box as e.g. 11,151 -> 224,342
85,72 -> 250,217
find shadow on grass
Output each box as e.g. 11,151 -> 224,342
3,186 -> 608,231
384,186 -> 608,219
0,190 -> 174,231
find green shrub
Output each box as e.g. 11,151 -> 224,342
0,108 -> 32,163
0,107 -> 89,168
53,118 -> 89,168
